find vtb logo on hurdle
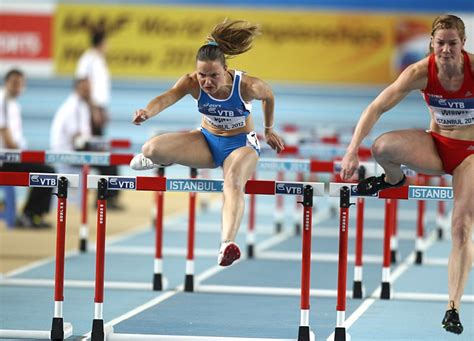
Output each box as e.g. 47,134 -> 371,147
29,174 -> 58,187
0,152 -> 20,162
108,177 -> 136,190
276,182 -> 304,195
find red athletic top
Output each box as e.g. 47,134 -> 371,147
421,51 -> 474,174
422,51 -> 474,127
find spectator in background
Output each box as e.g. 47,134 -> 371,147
75,27 -> 110,136
50,78 -> 122,209
50,78 -> 92,154
0,69 -> 54,228
75,27 -> 122,209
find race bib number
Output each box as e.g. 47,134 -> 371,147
203,115 -> 246,131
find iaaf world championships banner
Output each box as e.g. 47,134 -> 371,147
53,4 -> 436,84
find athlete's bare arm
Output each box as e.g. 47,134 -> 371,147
132,74 -> 199,125
241,75 -> 285,153
341,58 -> 429,179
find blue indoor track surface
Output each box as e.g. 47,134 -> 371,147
1,79 -> 472,340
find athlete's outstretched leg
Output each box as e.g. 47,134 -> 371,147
218,147 -> 258,266
443,155 -> 474,335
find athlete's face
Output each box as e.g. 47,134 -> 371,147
196,60 -> 227,95
431,28 -> 465,66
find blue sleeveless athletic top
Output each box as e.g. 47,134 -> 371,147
197,70 -> 252,131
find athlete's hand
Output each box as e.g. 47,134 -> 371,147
132,109 -> 149,125
264,128 -> 285,154
340,151 -> 359,180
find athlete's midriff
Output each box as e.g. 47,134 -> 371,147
201,114 -> 255,136
430,130 -> 474,174
430,123 -> 474,141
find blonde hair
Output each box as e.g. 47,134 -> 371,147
429,15 -> 465,53
197,19 -> 260,65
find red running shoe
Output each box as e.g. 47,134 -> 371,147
218,241 -> 241,267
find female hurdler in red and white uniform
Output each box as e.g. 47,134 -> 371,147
340,14 -> 473,335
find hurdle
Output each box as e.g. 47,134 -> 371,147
87,174 -> 324,341
329,182 -> 456,300
254,157 -> 415,243
334,186 -> 352,341
257,143 -> 372,237
0,149 -> 134,252
0,172 -> 78,340
250,158 -> 345,247
184,168 -> 198,291
352,166 -> 366,299
254,158 -> 447,281
75,137 -> 132,151
153,167 -> 166,290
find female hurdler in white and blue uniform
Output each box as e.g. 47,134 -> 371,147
130,20 -> 285,267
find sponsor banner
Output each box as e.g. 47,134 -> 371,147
0,13 -> 52,60
107,177 -> 136,190
54,4 -> 433,83
166,179 -> 224,192
408,186 -> 453,201
29,174 -> 57,187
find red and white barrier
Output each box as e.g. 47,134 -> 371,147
329,182 -> 454,301
0,149 -> 134,253
0,172 -> 78,340
88,175 -> 323,341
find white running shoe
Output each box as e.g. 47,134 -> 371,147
130,153 -> 157,170
217,241 -> 241,267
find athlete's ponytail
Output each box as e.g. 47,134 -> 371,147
196,19 -> 261,66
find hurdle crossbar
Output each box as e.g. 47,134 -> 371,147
257,158 -> 417,177
0,149 -> 133,166
86,175 -> 325,196
0,172 -> 79,188
329,183 -> 453,201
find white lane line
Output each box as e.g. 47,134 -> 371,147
0,277 -> 171,291
108,333 -> 295,340
82,290 -> 179,340
3,250 -> 79,278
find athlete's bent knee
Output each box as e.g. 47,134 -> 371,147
142,142 -> 168,164
141,143 -> 154,159
371,134 -> 395,160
